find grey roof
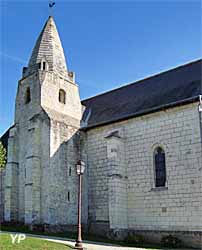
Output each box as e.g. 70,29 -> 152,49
27,16 -> 68,78
81,59 -> 202,130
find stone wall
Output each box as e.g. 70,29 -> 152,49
41,71 -> 82,122
126,103 -> 202,232
39,69 -> 83,227
4,127 -> 19,222
42,118 -> 80,226
86,102 -> 202,247
12,70 -> 42,224
4,63 -> 84,228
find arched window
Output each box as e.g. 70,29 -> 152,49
154,147 -> 166,187
25,87 -> 31,104
59,89 -> 66,104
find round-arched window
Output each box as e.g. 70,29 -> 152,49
59,89 -> 66,104
154,147 -> 166,187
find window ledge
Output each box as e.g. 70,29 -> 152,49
150,186 -> 168,192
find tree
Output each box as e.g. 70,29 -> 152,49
0,141 -> 6,169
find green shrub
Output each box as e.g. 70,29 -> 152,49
0,141 -> 6,169
161,234 -> 182,248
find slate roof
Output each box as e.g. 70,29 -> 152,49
81,59 -> 202,130
27,16 -> 68,78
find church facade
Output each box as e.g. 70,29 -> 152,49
0,16 -> 202,248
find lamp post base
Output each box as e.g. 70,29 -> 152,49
74,241 -> 83,250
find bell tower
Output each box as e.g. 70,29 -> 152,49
5,16 -> 83,227
16,16 -> 82,123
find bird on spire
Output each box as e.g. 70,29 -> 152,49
49,0 -> 56,17
49,0 -> 55,8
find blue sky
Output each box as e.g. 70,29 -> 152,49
0,0 -> 201,135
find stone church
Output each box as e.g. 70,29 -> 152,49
0,16 -> 202,248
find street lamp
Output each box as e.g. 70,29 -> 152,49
75,160 -> 85,250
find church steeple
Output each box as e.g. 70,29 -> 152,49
12,15 -> 82,228
25,16 -> 68,78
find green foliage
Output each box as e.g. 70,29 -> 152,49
161,234 -> 182,248
0,141 -> 6,169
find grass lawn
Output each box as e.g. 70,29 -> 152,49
0,233 -> 73,250
1,225 -> 193,249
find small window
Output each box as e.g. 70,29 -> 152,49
68,191 -> 70,202
38,62 -> 41,69
43,62 -> 46,70
59,89 -> 66,104
154,147 -> 166,187
69,167 -> 71,176
25,87 -> 31,104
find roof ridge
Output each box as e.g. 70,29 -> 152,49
82,58 -> 201,103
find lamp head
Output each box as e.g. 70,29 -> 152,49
76,160 -> 85,175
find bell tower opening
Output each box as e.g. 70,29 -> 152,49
59,89 -> 66,104
25,87 -> 31,104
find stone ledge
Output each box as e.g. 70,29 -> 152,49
150,187 -> 168,192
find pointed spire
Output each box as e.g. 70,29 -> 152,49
27,16 -> 68,77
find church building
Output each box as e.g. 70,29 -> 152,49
0,16 -> 202,248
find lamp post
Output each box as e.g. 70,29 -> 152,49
75,160 -> 85,250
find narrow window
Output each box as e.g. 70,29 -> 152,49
59,89 -> 66,104
154,147 -> 166,187
38,62 -> 41,69
43,62 -> 46,70
25,87 -> 31,104
68,191 -> 70,202
69,167 -> 71,176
